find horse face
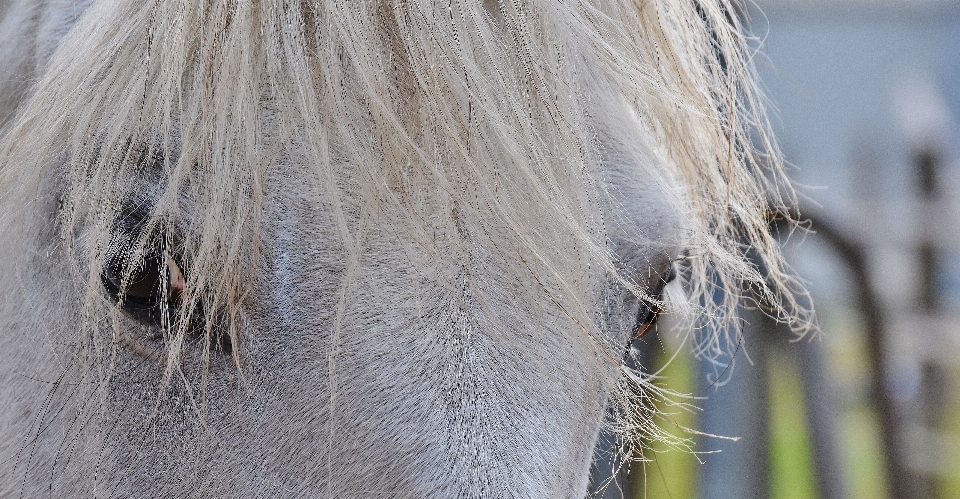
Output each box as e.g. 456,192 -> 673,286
197,158 -> 681,498
1,129 -> 681,497
0,2 -> 762,498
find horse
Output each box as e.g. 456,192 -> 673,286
0,0 -> 807,496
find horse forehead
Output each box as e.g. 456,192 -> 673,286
261,158 -> 682,289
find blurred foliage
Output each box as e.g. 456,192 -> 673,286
768,348 -> 816,499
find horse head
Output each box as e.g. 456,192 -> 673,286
0,1 -> 805,496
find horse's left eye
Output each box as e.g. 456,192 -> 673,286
632,265 -> 676,339
633,301 -> 662,339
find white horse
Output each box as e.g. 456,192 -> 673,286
0,0 -> 806,496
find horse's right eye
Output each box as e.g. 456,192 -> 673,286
98,212 -> 227,351
101,239 -> 168,320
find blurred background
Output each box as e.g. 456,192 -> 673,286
592,1 -> 960,497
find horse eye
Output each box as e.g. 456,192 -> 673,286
97,200 -> 228,352
101,236 -> 185,324
102,248 -> 164,307
633,302 -> 662,339
632,264 -> 676,340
